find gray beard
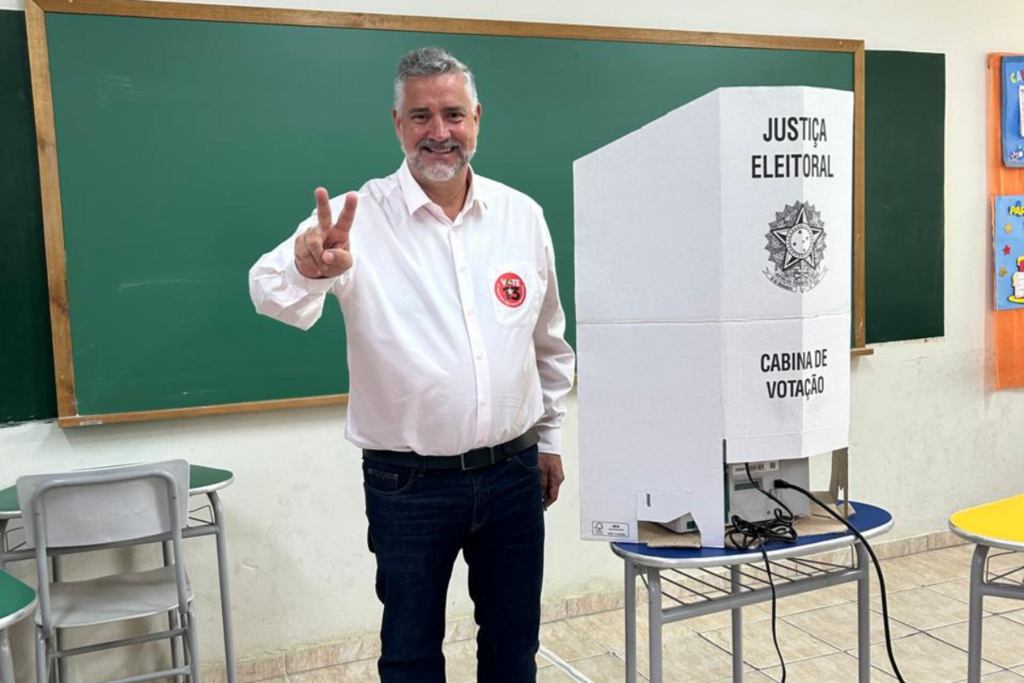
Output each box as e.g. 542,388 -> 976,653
405,143 -> 476,183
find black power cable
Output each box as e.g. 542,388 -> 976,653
774,478 -> 909,683
726,463 -> 798,682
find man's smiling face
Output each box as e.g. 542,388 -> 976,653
393,73 -> 481,184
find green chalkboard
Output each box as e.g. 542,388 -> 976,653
35,8 -> 861,423
0,10 -> 56,424
865,51 -> 945,343
0,6 -> 950,426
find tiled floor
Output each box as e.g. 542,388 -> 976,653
270,544 -> 1024,682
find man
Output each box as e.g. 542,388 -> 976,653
249,47 -> 575,683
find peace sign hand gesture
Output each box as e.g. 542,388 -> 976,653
294,188 -> 358,279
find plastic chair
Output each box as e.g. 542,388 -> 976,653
16,460 -> 200,683
0,568 -> 37,683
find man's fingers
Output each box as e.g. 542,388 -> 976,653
294,226 -> 329,279
538,453 -> 565,508
315,187 -> 333,232
303,228 -> 325,270
322,248 -> 352,273
333,192 -> 359,237
546,476 -> 563,506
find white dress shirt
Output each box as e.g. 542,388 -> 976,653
249,162 -> 575,456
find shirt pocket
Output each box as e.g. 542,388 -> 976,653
488,262 -> 542,329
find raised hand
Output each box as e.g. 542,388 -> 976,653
294,188 -> 358,279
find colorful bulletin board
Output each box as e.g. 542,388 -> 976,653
989,55 -> 1024,388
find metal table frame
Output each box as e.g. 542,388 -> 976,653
0,471 -> 237,683
949,513 -> 1024,683
0,570 -> 36,683
613,503 -> 893,683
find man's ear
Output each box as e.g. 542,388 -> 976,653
392,108 -> 402,140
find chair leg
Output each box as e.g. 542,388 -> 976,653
51,557 -> 67,683
168,609 -> 186,683
184,604 -> 201,683
34,627 -> 48,683
53,630 -> 66,683
164,542 -> 185,683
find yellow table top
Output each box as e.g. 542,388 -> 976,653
949,494 -> 1024,551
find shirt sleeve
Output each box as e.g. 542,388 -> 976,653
532,212 -> 576,455
248,212 -> 346,331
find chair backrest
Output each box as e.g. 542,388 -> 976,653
16,460 -> 190,549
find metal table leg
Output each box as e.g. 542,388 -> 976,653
0,515 -> 13,683
967,544 -> 989,683
624,560 -> 637,683
0,520 -> 8,569
209,492 -> 237,683
0,630 -> 15,683
648,568 -> 663,683
0,514 -> 12,683
731,565 -> 743,683
856,542 -> 871,683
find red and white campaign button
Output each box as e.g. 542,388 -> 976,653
494,272 -> 526,308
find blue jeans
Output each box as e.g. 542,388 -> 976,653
363,445 -> 545,683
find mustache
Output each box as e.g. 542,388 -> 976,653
418,139 -> 462,153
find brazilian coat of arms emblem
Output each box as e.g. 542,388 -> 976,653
763,201 -> 827,293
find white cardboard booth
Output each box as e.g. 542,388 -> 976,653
574,86 -> 854,548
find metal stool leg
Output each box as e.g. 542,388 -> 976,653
967,544 -> 989,683
624,560 -> 637,683
856,542 -> 871,683
647,568 -> 663,683
731,564 -> 743,683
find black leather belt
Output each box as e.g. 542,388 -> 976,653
363,427 -> 539,471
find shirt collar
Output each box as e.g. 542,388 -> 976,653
397,160 -> 490,218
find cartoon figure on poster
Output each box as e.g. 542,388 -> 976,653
1002,57 -> 1024,167
993,195 -> 1024,309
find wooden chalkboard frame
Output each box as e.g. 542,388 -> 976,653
25,0 -> 867,427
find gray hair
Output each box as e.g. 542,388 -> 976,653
394,47 -> 478,112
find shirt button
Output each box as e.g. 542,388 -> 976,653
467,308 -> 475,316
459,265 -> 468,273
475,353 -> 483,361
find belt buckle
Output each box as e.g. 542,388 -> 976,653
460,447 -> 498,471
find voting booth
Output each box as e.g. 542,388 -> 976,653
574,86 -> 854,548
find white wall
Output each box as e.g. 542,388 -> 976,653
2,0 -> 1022,674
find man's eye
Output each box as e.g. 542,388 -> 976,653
412,114 -> 428,123
448,113 -> 465,122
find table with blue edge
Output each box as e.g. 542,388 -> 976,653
612,501 -> 893,683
